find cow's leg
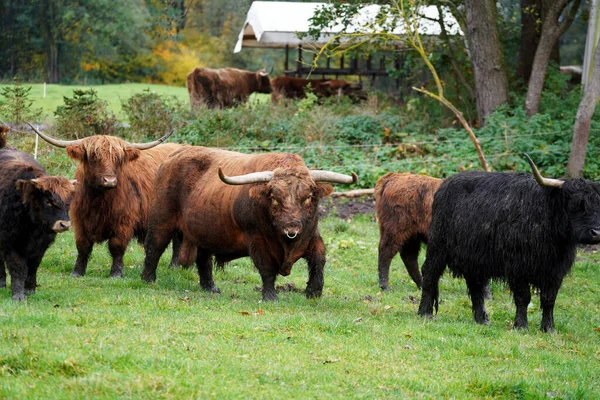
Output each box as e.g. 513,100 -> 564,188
304,233 -> 326,299
24,251 -> 45,294
168,230 -> 183,270
0,255 -> 6,289
465,276 -> 489,325
399,237 -> 423,290
377,231 -> 399,291
107,236 -> 128,278
141,226 -> 173,283
72,237 -> 94,277
417,245 -> 446,318
250,246 -> 278,301
483,281 -> 493,300
539,278 -> 562,333
196,249 -> 220,293
509,279 -> 531,330
6,252 -> 27,301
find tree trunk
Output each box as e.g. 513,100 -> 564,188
525,0 -> 582,117
465,0 -> 509,126
566,40 -> 600,178
517,0 -> 542,83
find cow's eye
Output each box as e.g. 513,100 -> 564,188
44,200 -> 53,208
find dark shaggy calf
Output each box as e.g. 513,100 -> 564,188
375,173 -> 442,290
418,156 -> 600,332
0,137 -> 75,300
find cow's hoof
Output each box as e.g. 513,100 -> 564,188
141,273 -> 156,283
541,325 -> 555,333
262,292 -> 278,301
379,283 -> 391,291
71,271 -> 85,278
12,293 -> 26,301
0,280 -> 6,289
24,288 -> 36,295
109,272 -> 123,278
513,322 -> 529,330
305,289 -> 322,299
202,286 -> 221,294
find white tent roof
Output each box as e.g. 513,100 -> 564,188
234,1 -> 461,53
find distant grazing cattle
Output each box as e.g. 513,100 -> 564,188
0,128 -> 75,300
186,67 -> 272,109
418,155 -> 600,332
30,125 -> 183,278
141,146 -> 357,301
375,173 -> 442,290
270,76 -> 367,103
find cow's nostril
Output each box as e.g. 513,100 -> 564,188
102,176 -> 117,187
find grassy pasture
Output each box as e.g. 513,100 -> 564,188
1,213 -> 599,399
0,83 -> 272,121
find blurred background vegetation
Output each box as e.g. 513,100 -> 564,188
0,0 -> 589,85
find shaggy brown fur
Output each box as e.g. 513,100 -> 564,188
0,146 -> 75,300
66,135 -> 184,278
141,146 -> 335,301
270,76 -> 367,103
375,173 -> 442,290
186,67 -> 272,109
0,125 -> 9,149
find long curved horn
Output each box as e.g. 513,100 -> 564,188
524,153 -> 564,188
310,170 -> 358,185
218,167 -> 273,185
125,129 -> 174,150
28,122 -> 83,148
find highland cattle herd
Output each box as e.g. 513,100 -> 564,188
1,67 -> 599,334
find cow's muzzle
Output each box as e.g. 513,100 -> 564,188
52,220 -> 71,233
101,176 -> 117,188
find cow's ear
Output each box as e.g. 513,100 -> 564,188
66,144 -> 86,161
15,179 -> 38,204
316,183 -> 334,197
125,148 -> 140,162
249,184 -> 267,199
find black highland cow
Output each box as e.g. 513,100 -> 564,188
0,133 -> 76,300
418,155 -> 600,332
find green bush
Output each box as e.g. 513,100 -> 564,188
121,89 -> 190,141
53,89 -> 118,138
0,77 -> 43,128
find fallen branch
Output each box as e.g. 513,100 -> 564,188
330,188 -> 375,198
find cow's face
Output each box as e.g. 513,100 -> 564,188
250,168 -> 332,240
16,177 -> 76,233
66,136 -> 140,189
564,179 -> 600,244
256,70 -> 273,94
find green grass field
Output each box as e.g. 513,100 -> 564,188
1,213 -> 599,399
0,83 -> 190,121
0,82 -> 271,122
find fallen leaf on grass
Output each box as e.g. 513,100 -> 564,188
323,358 -> 341,364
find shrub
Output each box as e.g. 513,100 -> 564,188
53,89 -> 118,138
0,77 -> 43,128
121,89 -> 189,141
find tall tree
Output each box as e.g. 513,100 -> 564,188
524,0 -> 581,117
464,0 -> 509,126
566,37 -> 600,178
